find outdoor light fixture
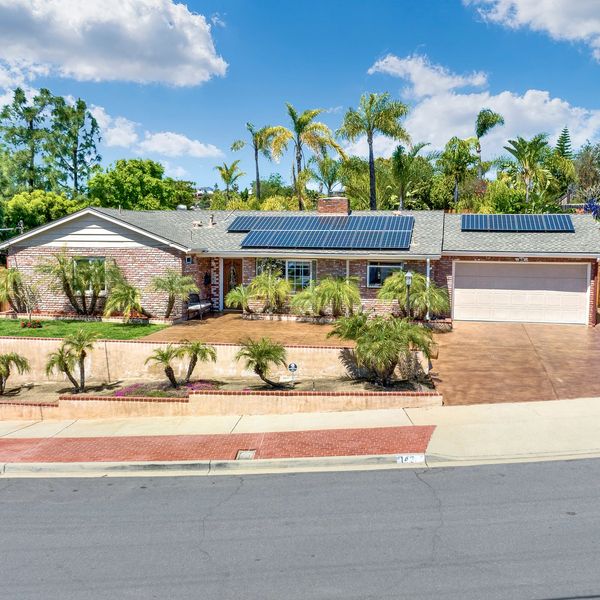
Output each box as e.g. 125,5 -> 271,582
405,270 -> 413,319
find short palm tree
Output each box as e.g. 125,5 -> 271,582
225,284 -> 252,313
0,352 -> 30,395
145,344 -> 182,388
267,103 -> 345,209
151,269 -> 198,319
235,337 -> 287,388
316,276 -> 361,317
215,160 -> 245,202
248,269 -> 291,314
104,282 -> 144,322
291,281 -> 323,316
338,93 -> 410,210
438,136 -> 478,204
475,108 -> 504,177
179,340 -> 217,384
46,344 -> 79,392
328,313 -> 369,341
62,329 -> 98,393
503,134 -> 550,203
231,123 -> 276,200
0,267 -> 26,313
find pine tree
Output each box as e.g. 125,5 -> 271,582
555,127 -> 573,159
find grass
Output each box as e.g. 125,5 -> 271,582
0,319 -> 166,340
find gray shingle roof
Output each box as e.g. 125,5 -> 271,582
442,213 -> 600,256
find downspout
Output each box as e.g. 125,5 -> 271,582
426,258 -> 431,321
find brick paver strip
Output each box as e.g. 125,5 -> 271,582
0,426 -> 435,463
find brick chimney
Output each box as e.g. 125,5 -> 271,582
317,196 -> 350,214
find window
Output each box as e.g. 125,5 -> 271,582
256,258 -> 285,276
367,262 -> 404,288
74,257 -> 106,292
255,258 -> 316,292
185,256 -> 193,265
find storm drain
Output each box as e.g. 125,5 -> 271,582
236,449 -> 256,460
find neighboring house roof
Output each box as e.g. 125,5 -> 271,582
442,213 -> 600,257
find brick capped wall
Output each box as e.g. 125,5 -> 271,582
8,245 -> 187,319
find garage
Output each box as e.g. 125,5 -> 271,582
453,262 -> 590,325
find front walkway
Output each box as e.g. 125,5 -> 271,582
432,322 -> 600,405
142,312 -> 349,347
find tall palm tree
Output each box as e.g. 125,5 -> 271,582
235,337 -> 287,388
391,142 -> 430,210
267,103 -> 345,209
46,344 -> 79,392
0,352 -> 30,395
438,136 -> 478,204
475,109 -> 504,177
215,160 -> 245,202
145,345 -> 181,388
231,123 -> 276,200
337,93 -> 410,210
308,154 -> 341,196
179,340 -> 217,383
151,269 -> 198,319
503,134 -> 550,203
63,329 -> 98,393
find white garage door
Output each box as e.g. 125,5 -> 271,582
453,262 -> 589,324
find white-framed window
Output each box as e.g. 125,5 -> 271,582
74,257 -> 106,292
367,262 -> 404,288
185,256 -> 193,265
256,258 -> 316,293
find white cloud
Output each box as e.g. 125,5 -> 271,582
466,0 -> 600,60
350,53 -> 600,160
162,162 -> 190,179
0,0 -> 227,86
90,106 -> 140,148
137,131 -> 223,159
368,54 -> 487,98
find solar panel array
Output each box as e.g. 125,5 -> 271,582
228,215 -> 415,250
461,214 -> 574,233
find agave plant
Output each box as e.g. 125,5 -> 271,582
225,284 -> 252,313
145,344 -> 182,388
0,352 -> 30,395
179,340 -> 217,383
151,269 -> 198,319
235,337 -> 287,388
248,269 -> 291,314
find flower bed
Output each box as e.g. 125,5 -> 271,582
114,380 -> 220,398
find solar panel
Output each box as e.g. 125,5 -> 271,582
460,214 -> 573,233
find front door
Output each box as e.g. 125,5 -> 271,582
223,259 -> 243,309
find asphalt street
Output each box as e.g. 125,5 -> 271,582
1,460 -> 600,599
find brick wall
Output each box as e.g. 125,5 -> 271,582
183,256 -> 213,308
317,197 -> 350,214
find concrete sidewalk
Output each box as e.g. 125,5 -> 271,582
1,397 -> 600,472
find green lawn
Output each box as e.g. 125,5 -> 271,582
0,319 -> 167,340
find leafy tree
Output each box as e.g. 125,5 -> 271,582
428,174 -> 456,210
231,123 -> 276,200
145,345 -> 181,388
475,109 -> 504,177
214,160 -> 245,202
315,276 -> 361,317
309,153 -> 341,196
338,93 -> 409,210
259,194 -> 298,211
438,137 -> 478,204
225,284 -> 252,312
248,269 -> 291,313
151,269 -> 198,319
503,134 -> 550,203
88,159 -> 195,210
0,352 -> 30,395
103,281 -> 144,322
0,144 -> 19,200
555,126 -> 573,159
0,87 -> 52,191
267,103 -> 345,209
3,190 -> 82,232
63,329 -> 98,393
575,142 -> 600,190
391,143 -> 432,209
253,173 -> 294,199
339,156 -> 397,210
482,179 -> 526,213
179,340 -> 217,384
46,97 -> 101,197
235,337 -> 287,388
46,344 -> 79,392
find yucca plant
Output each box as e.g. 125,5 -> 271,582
316,276 -> 361,317
290,281 -> 323,316
179,340 -> 217,383
225,284 -> 252,313
104,282 -> 144,322
235,337 -> 287,388
151,269 -> 199,318
46,344 -> 79,392
145,344 -> 182,388
0,352 -> 30,395
248,269 -> 291,314
63,329 -> 98,393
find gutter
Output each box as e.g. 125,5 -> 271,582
193,251 -> 443,261
443,250 -> 600,259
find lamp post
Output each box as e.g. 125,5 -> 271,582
405,270 -> 413,319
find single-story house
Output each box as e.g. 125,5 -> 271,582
1,196 -> 598,326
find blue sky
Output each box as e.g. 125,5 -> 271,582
0,0 -> 599,189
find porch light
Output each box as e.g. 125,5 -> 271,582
405,270 -> 413,319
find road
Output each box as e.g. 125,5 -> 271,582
1,460 -> 600,600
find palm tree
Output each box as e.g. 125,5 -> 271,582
151,269 -> 198,319
328,313 -> 369,341
46,344 -> 79,392
225,284 -> 252,313
267,103 -> 345,209
248,269 -> 291,314
145,345 -> 181,388
215,160 -> 245,202
235,337 -> 287,388
475,109 -> 504,177
104,282 -> 144,322
0,267 -> 26,313
391,142 -> 430,210
231,123 -> 276,200
178,340 -> 217,384
316,276 -> 361,317
438,136 -> 478,204
291,281 -> 323,316
503,134 -> 550,203
0,352 -> 30,395
63,329 -> 98,393
309,154 -> 341,196
337,93 -> 410,210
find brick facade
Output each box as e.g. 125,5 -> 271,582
317,197 -> 350,214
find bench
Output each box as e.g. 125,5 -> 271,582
187,294 -> 212,320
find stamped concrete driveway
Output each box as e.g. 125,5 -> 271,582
431,322 -> 600,405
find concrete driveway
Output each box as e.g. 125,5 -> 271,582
431,322 -> 600,405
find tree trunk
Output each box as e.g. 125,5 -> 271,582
0,374 -> 6,395
296,143 -> 304,211
525,179 -> 531,203
165,295 -> 175,319
368,133 -> 376,211
254,145 -> 261,200
476,140 -> 482,179
73,146 -> 79,197
185,354 -> 197,384
79,351 -> 86,393
28,118 -> 35,192
225,184 -> 230,203
399,190 -> 405,210
165,366 -> 178,388
453,178 -> 459,204
65,367 -> 80,393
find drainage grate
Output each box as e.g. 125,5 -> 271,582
236,449 -> 256,460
